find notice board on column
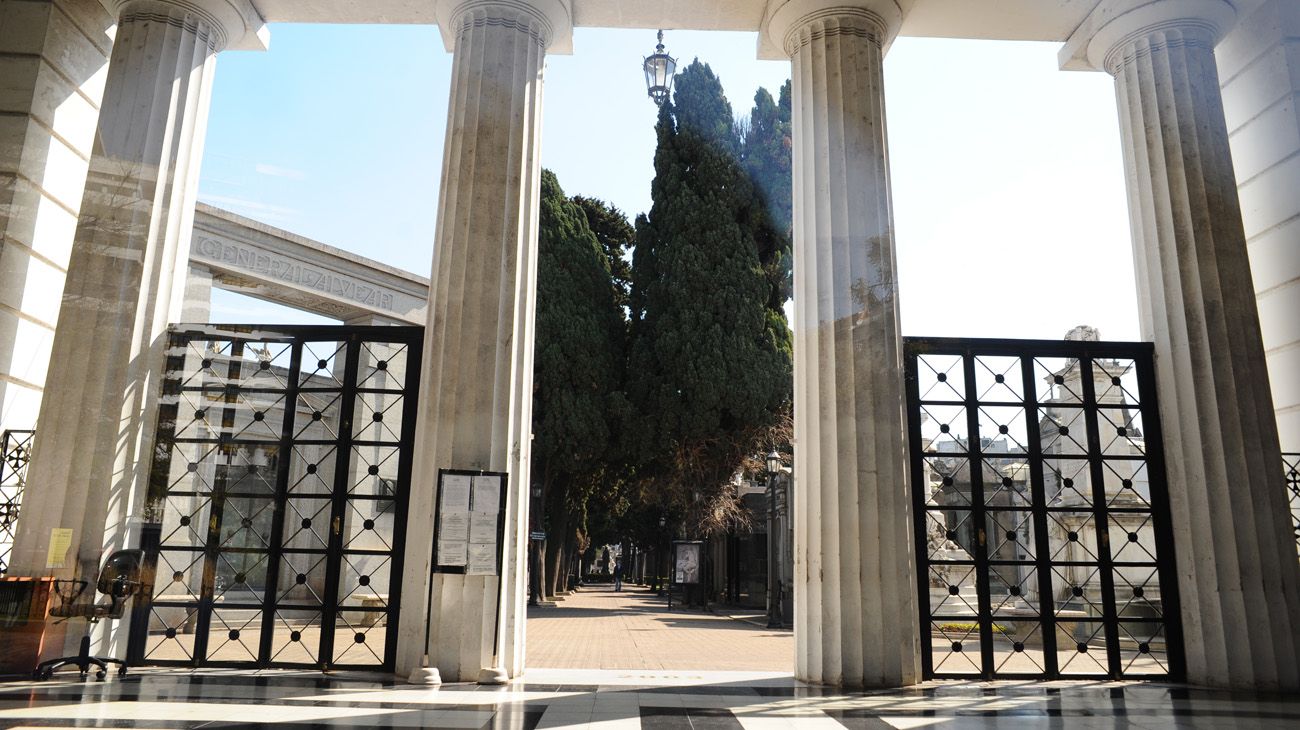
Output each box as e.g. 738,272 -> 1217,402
433,469 -> 506,576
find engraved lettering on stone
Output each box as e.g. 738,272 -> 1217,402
192,236 -> 398,311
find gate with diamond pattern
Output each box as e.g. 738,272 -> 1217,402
904,337 -> 1184,680
128,324 -> 420,670
0,429 -> 34,576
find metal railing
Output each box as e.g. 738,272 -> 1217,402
0,429 -> 35,576
904,336 -> 1183,681
130,323 -> 422,671
1286,453 -> 1300,559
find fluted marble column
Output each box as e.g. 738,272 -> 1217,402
8,0 -> 264,658
395,0 -> 566,682
1081,0 -> 1300,690
767,0 -> 920,688
1217,0 -> 1300,453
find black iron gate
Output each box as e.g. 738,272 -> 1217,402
904,337 -> 1183,680
0,429 -> 34,576
128,324 -> 421,670
1287,453 -> 1300,558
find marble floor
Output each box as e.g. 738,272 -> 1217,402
0,668 -> 1298,729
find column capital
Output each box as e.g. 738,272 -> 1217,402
109,0 -> 268,51
759,1 -> 912,60
1059,0 -> 1238,73
435,0 -> 573,55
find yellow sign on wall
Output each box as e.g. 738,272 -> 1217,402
45,528 -> 73,569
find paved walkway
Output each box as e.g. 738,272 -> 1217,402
526,584 -> 794,671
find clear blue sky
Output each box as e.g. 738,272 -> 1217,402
200,25 -> 1138,341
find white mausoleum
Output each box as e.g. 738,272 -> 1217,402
1,0 -> 1298,690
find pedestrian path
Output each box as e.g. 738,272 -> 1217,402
526,584 -> 794,671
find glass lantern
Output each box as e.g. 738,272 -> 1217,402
643,30 -> 677,106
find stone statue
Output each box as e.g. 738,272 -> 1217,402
1065,325 -> 1101,342
925,493 -> 971,590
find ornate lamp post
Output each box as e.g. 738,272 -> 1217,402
643,30 -> 677,106
765,450 -> 784,628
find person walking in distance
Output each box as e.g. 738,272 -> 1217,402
614,558 -> 623,592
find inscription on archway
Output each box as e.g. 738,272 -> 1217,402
193,236 -> 399,312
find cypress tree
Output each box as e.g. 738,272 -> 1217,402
743,82 -> 793,306
626,61 -> 792,534
573,196 -> 635,310
533,169 -> 627,595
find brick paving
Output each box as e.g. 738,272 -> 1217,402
525,584 -> 795,671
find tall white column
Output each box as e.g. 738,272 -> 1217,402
8,0 -> 264,656
0,0 -> 114,435
766,0 -> 920,688
1217,0 -> 1300,452
1075,0 -> 1300,690
395,0 -> 567,682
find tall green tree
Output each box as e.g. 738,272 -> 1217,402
742,81 -> 793,306
626,61 -> 793,536
573,196 -> 635,309
533,169 -> 628,595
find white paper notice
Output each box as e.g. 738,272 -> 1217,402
467,543 -> 497,575
438,539 -> 467,566
471,475 -> 501,514
440,511 -> 470,543
46,528 -> 74,569
469,513 -> 497,545
440,473 -> 472,513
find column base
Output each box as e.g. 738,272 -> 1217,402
406,667 -> 441,685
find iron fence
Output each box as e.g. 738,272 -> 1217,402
0,429 -> 35,576
904,337 -> 1183,681
1286,453 -> 1299,558
129,324 -> 421,671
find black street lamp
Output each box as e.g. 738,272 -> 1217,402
657,515 -> 668,595
765,450 -> 784,629
643,30 -> 677,106
766,450 -> 783,477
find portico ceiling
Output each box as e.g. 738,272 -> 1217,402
185,1 -> 1268,60
243,1 -> 1099,42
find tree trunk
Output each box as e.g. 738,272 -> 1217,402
557,548 -> 569,594
563,532 -> 578,591
543,478 -> 568,598
531,459 -> 548,603
544,506 -> 568,598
